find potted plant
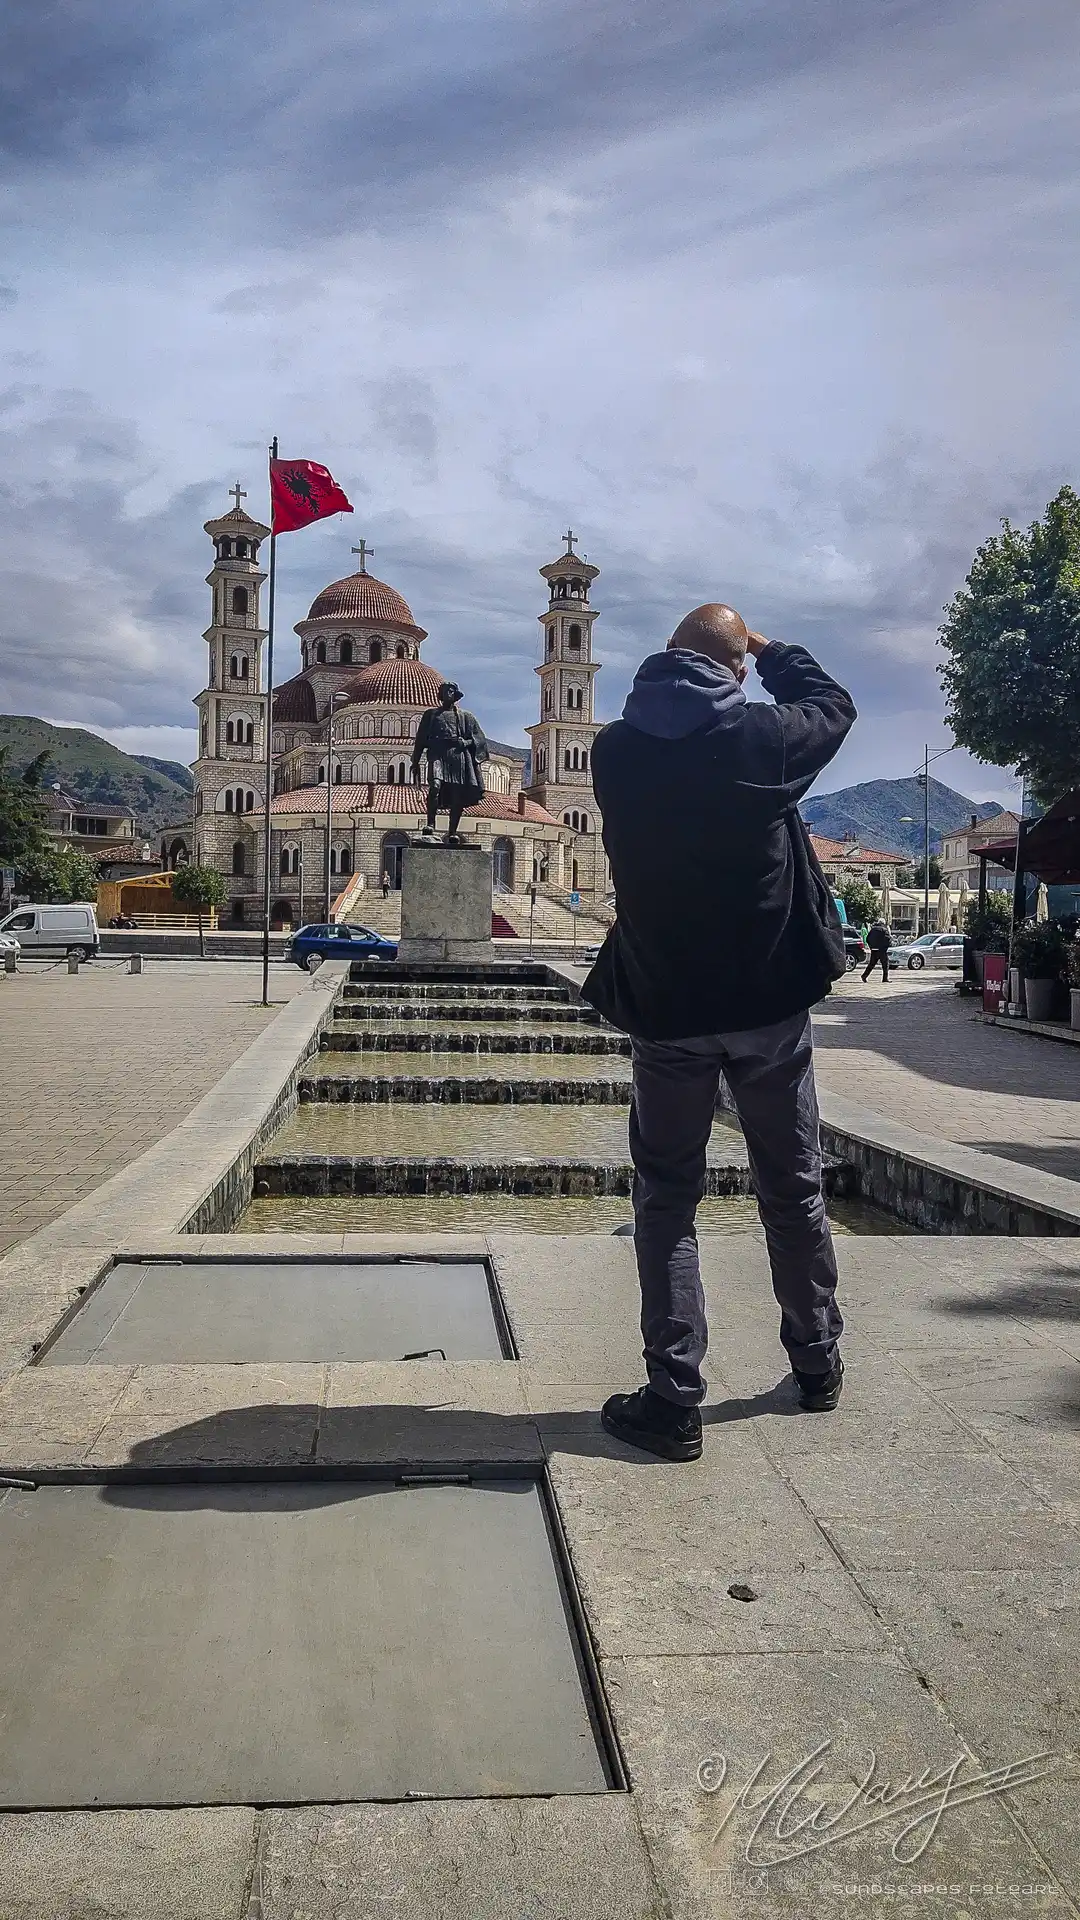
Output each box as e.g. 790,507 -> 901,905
962,891 -> 1011,983
1011,919 -> 1069,1023
1068,942 -> 1080,1031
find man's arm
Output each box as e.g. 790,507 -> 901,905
746,634 -> 856,788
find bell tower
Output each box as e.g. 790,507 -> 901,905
525,530 -> 603,891
192,485 -> 270,882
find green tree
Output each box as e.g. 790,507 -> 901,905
940,485 -> 1080,805
838,878 -> 879,927
0,750 -> 54,882
172,862 -> 226,958
19,843 -> 100,904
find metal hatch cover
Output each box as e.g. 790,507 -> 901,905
39,1258 -> 508,1364
0,1478 -> 610,1806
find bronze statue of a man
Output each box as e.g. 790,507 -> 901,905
410,682 -> 490,844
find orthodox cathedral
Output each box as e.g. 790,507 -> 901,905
190,492 -> 606,927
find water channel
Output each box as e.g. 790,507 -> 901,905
240,964 -> 901,1236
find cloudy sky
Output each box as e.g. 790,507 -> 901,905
2,0 -> 1076,805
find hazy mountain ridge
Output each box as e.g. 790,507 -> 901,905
0,717 -> 193,839
800,778 -> 1002,857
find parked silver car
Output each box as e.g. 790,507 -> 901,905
887,932 -> 966,970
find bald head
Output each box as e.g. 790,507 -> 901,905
668,603 -> 748,675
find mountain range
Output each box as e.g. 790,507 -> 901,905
799,777 -> 1004,857
0,713 -> 1007,859
0,717 -> 193,840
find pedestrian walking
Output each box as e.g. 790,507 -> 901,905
862,918 -> 891,983
583,603 -> 856,1459
381,870 -> 391,899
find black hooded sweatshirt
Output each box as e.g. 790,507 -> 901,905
581,640 -> 857,1039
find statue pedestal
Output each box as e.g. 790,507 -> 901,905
398,843 -> 493,964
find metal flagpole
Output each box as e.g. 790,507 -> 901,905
259,434 -> 279,1008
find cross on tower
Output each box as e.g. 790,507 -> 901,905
230,482 -> 247,510
562,528 -> 577,555
352,539 -> 375,573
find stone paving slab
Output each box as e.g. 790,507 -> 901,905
253,1798 -> 664,1920
544,1437 -> 885,1656
0,1808 -> 257,1920
604,1650 -> 1071,1918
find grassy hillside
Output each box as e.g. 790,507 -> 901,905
0,716 -> 193,839
800,778 -> 1002,856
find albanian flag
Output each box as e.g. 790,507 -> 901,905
270,458 -> 353,534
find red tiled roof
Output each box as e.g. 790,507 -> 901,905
303,572 -> 426,636
270,782 -> 558,825
272,674 -> 318,723
344,657 -> 445,707
807,833 -> 907,863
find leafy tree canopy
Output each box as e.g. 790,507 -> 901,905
0,749 -> 54,876
172,863 -> 227,913
940,486 -> 1080,806
838,877 -> 879,926
895,856 -> 942,888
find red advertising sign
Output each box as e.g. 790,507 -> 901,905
982,953 -> 1008,1014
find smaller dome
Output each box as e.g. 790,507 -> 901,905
346,657 -> 446,708
306,571 -> 424,634
272,674 -> 318,723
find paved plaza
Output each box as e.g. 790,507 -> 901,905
812,972 -> 1080,1182
0,961 -> 305,1254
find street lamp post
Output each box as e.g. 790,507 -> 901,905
323,691 -> 348,925
913,743 -> 958,933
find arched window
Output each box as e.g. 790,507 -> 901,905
232,586 -> 248,615
360,714 -> 374,737
369,639 -> 383,663
335,845 -> 353,875
544,687 -> 552,712
564,749 -> 571,771
493,838 -> 514,889
580,811 -> 589,832
240,656 -> 249,679
219,538 -> 232,559
315,640 -> 326,665
334,762 -> 343,783
194,787 -> 203,816
224,790 -> 234,813
395,643 -> 408,658
225,720 -> 234,745
232,840 -> 246,876
340,637 -> 353,664
582,749 -> 589,772
230,654 -> 239,679
568,623 -> 582,649
547,627 -> 556,655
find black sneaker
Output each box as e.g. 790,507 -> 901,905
792,1355 -> 844,1412
600,1387 -> 703,1461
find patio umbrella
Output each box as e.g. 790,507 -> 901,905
1036,881 -> 1050,922
937,878 -> 952,930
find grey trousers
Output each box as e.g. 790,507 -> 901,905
629,1011 -> 843,1406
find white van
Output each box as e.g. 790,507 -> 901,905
0,903 -> 99,959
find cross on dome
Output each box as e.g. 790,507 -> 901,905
562,528 -> 577,555
230,482 -> 247,510
352,538 -> 375,574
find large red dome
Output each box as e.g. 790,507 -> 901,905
305,571 -> 424,634
345,657 -> 445,707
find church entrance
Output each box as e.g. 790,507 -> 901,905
492,838 -> 514,890
380,832 -> 408,889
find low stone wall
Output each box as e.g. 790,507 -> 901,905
719,1079 -> 1080,1235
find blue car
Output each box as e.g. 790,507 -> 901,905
288,922 -> 398,970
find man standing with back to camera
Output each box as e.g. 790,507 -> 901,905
582,604 -> 857,1460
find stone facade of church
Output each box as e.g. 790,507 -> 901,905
191,497 -> 604,926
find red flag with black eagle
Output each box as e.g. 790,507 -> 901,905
269,458 -> 353,534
